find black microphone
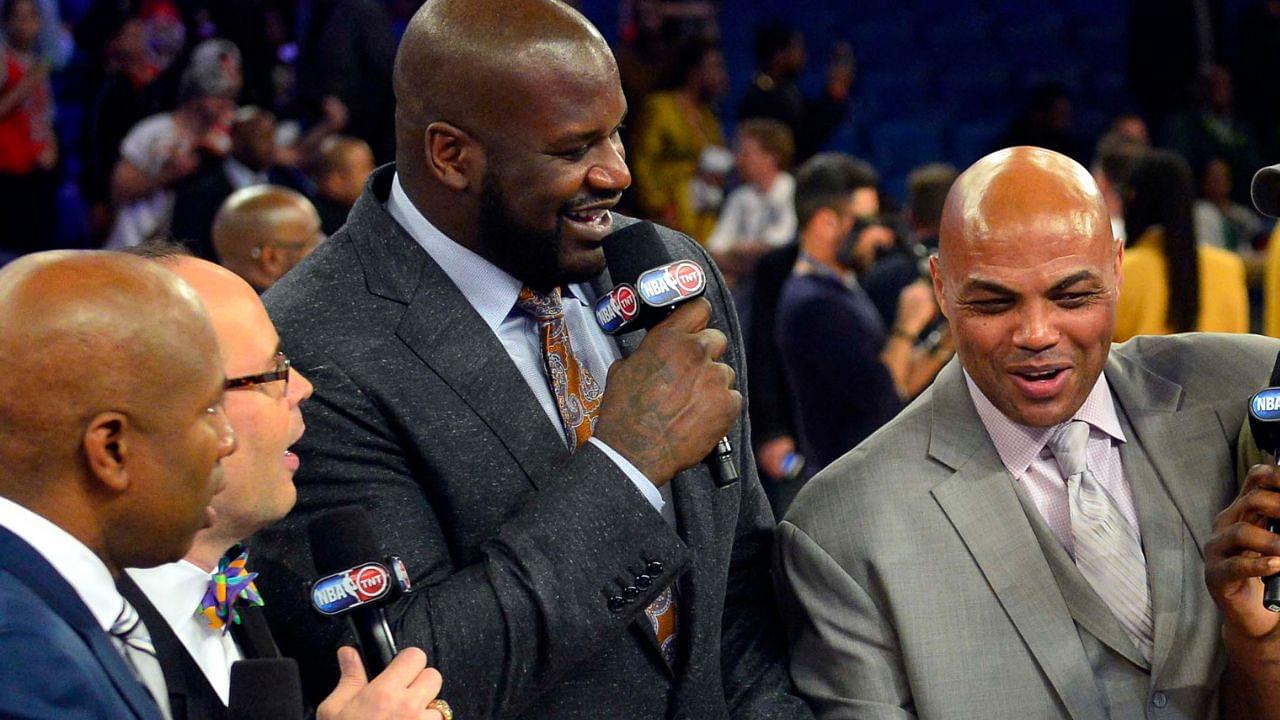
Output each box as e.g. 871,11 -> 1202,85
308,506 -> 412,675
594,220 -> 739,487
1247,351 -> 1280,611
228,658 -> 304,720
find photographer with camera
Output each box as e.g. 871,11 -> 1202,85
776,154 -> 952,483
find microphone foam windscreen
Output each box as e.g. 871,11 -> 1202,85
228,658 -> 304,720
308,505 -> 382,576
602,221 -> 675,287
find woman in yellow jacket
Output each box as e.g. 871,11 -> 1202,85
630,40 -> 727,244
1114,149 -> 1249,341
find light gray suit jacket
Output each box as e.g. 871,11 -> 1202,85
776,333 -> 1280,719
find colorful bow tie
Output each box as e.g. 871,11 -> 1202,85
195,548 -> 264,632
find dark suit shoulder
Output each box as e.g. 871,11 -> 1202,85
0,572 -> 133,719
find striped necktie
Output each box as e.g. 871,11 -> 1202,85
110,598 -> 173,719
516,286 -> 680,665
1048,419 -> 1154,664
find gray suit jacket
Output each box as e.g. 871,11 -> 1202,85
776,333 -> 1280,719
254,166 -> 809,720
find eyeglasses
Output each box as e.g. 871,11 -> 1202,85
225,352 -> 290,395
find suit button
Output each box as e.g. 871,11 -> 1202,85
622,586 -> 640,601
635,574 -> 652,589
647,560 -> 664,576
607,595 -> 627,613
1151,691 -> 1167,708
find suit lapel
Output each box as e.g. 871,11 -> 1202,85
230,604 -> 280,660
346,169 -> 572,490
927,363 -> 1108,720
0,529 -> 165,720
118,573 -> 224,720
1105,353 -> 1228,682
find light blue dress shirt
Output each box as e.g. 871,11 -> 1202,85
386,174 -> 675,525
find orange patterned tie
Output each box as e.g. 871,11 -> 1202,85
516,286 -> 679,665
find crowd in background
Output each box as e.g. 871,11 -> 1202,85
4,0 -> 1280,512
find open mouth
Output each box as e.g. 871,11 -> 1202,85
1009,366 -> 1070,399
562,207 -> 613,229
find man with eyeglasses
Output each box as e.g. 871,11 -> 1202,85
121,244 -> 449,720
210,185 -> 325,293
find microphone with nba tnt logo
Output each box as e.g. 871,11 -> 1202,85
1248,351 -> 1280,611
308,506 -> 413,675
594,220 -> 740,487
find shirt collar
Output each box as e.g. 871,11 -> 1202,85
385,172 -> 590,329
964,368 -> 1126,478
0,495 -> 125,633
125,560 -> 218,633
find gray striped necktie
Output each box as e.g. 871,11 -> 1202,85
109,598 -> 172,719
1048,420 -> 1154,664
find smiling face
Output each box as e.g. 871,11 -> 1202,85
473,55 -> 630,291
932,147 -> 1121,427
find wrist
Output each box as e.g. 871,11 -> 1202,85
890,325 -> 918,342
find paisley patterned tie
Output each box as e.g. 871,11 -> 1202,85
515,287 -> 603,450
516,286 -> 679,665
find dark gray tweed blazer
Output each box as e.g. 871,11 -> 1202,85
252,165 -> 811,720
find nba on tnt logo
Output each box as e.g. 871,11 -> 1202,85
594,283 -> 641,334
311,562 -> 392,616
637,261 -> 706,307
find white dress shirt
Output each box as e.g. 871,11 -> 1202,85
386,174 -> 675,525
126,562 -> 243,704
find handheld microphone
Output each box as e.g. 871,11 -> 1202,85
228,658 -> 304,720
1247,351 -> 1280,611
308,506 -> 413,675
595,221 -> 739,487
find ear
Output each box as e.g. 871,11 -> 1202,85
83,411 -> 130,493
1112,238 -> 1124,292
257,243 -> 289,279
424,121 -> 483,192
929,254 -> 949,320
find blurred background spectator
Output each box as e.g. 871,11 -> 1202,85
170,105 -> 313,260
0,0 -> 58,256
1114,148 -> 1249,341
7,0 -> 1280,489
707,117 -> 796,285
311,134 -> 373,235
631,37 -> 728,244
211,183 -> 322,292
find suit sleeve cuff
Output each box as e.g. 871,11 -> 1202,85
587,437 -> 664,515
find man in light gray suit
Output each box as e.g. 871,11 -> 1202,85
776,145 -> 1280,719
251,0 -> 810,718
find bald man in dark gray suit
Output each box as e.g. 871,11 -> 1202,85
251,2 -> 809,719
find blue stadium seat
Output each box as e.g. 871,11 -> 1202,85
948,119 -> 1006,166
868,119 -> 946,184
935,66 -> 1012,118
857,65 -> 932,121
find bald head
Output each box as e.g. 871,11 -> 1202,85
389,0 -> 630,288
395,0 -> 612,134
0,251 -> 233,569
929,147 -> 1122,428
213,185 -> 322,291
939,146 -> 1111,268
